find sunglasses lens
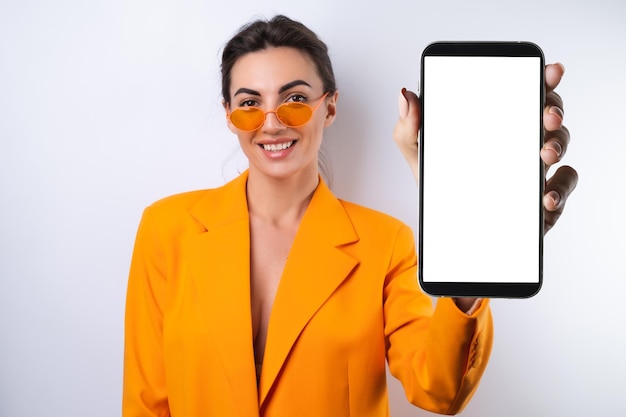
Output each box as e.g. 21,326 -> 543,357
276,103 -> 312,127
229,99 -> 320,131
230,108 -> 264,131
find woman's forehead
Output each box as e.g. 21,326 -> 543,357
229,47 -> 322,94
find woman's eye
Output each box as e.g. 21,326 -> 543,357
239,99 -> 258,107
286,94 -> 307,103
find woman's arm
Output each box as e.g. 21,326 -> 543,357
383,224 -> 493,414
123,207 -> 170,417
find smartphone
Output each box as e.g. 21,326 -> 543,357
419,41 -> 544,298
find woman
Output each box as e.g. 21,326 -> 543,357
123,15 -> 577,417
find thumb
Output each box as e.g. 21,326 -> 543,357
399,88 -> 410,118
393,88 -> 421,182
398,88 -> 421,126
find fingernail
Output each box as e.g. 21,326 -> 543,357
549,106 -> 564,121
398,88 -> 409,118
555,62 -> 565,75
547,190 -> 561,208
550,140 -> 563,158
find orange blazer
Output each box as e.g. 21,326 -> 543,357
123,171 -> 493,417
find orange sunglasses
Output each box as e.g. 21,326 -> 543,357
227,92 -> 330,132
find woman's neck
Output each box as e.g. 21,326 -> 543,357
245,167 -> 319,227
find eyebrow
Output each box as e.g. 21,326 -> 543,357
233,80 -> 313,97
278,80 -> 312,94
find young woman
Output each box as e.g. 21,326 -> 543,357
123,15 -> 577,417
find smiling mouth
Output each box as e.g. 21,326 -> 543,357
260,141 -> 295,152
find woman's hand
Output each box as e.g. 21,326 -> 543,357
393,62 -> 578,234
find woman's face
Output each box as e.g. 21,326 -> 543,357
226,46 -> 337,181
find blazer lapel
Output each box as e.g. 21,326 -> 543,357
184,172 -> 260,415
180,172 -> 361,410
259,179 -> 360,406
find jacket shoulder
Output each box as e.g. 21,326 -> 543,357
136,189 -> 213,239
332,200 -> 415,253
146,172 -> 246,216
339,199 -> 408,229
147,189 -> 211,214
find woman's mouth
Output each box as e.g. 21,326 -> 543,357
260,141 -> 295,152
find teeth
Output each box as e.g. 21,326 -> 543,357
263,141 -> 293,152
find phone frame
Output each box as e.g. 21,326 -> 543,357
418,41 -> 545,298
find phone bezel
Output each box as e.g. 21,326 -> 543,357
418,41 -> 545,298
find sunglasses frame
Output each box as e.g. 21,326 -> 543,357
227,92 -> 330,132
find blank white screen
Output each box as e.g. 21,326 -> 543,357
422,56 -> 541,283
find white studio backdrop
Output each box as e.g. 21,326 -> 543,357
1,0 -> 624,416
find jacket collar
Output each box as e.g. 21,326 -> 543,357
185,171 -> 360,410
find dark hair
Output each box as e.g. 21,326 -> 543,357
221,15 -> 336,104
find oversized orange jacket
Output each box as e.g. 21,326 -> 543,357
123,171 -> 493,416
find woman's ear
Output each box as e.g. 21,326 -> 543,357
223,100 -> 238,134
324,90 -> 339,127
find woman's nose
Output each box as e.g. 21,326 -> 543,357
261,110 -> 286,133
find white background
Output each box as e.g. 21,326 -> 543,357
1,0 -> 624,416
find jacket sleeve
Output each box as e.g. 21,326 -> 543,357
383,224 -> 493,415
122,207 -> 171,417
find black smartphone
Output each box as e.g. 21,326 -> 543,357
419,41 -> 545,298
